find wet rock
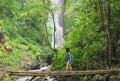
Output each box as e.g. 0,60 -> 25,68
32,77 -> 41,81
92,75 -> 103,81
46,55 -> 53,65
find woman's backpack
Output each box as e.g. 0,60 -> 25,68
70,54 -> 74,62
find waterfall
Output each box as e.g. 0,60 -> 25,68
49,0 -> 65,49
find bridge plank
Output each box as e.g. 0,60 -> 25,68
7,70 -> 120,76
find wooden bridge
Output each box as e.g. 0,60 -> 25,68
7,69 -> 120,76
7,69 -> 120,81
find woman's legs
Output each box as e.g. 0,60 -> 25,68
66,62 -> 69,71
69,63 -> 72,71
66,62 -> 71,71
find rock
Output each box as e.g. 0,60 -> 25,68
32,77 -> 41,81
17,52 -> 38,70
92,75 -> 103,81
46,55 -> 53,65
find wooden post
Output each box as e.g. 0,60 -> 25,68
41,72 -> 49,81
29,76 -> 36,81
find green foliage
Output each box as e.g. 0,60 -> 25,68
0,0 -> 53,67
52,48 -> 66,70
0,0 -> 119,74
0,73 -> 12,81
0,49 -> 23,67
53,0 -> 120,72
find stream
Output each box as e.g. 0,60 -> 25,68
17,66 -> 58,81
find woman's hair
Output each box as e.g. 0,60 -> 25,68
66,47 -> 70,52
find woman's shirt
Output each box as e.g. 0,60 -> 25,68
66,52 -> 71,62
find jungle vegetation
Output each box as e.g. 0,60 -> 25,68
0,0 -> 119,74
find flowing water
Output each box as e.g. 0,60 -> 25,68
50,0 -> 65,49
17,66 -> 57,81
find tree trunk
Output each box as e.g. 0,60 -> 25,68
103,0 -> 111,69
98,0 -> 106,68
84,0 -> 89,70
98,0 -> 112,69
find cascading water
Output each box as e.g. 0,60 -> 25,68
50,0 -> 65,49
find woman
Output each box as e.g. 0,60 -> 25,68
66,47 -> 72,71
